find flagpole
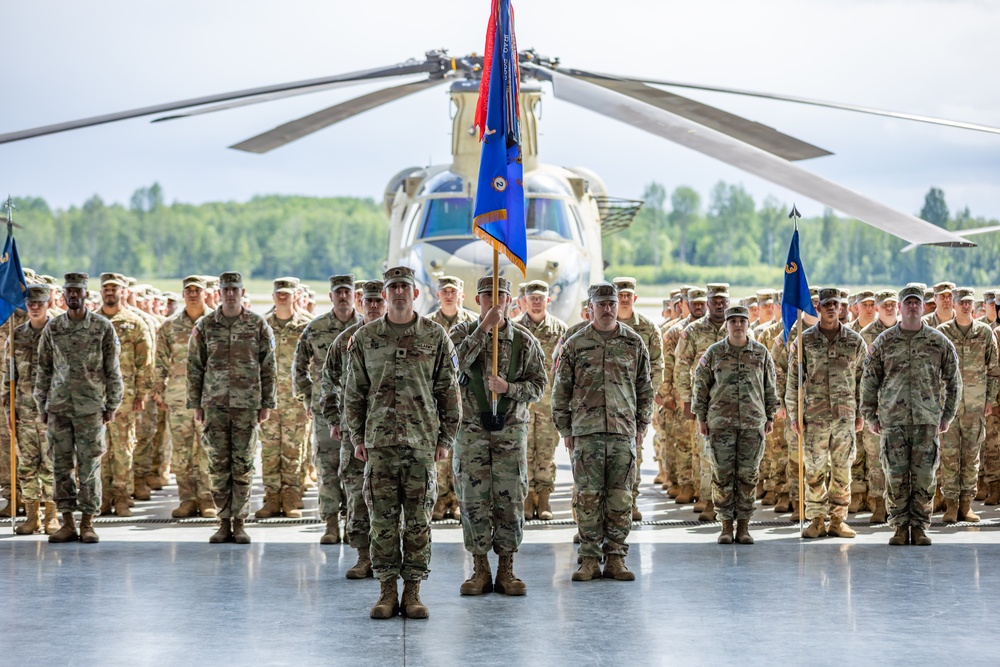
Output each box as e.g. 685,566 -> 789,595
790,206 -> 806,535
4,196 -> 16,532
491,249 -> 499,415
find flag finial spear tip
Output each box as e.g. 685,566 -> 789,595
788,204 -> 801,220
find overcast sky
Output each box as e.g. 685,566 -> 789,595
2,0 -> 999,223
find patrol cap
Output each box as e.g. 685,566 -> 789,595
273,277 -> 299,294
669,288 -> 681,298
933,281 -> 956,295
22,267 -> 36,281
321,274 -> 351,291
688,287 -> 708,303
898,285 -> 925,302
203,276 -> 220,290
40,274 -> 59,287
63,272 -> 89,290
476,275 -> 512,295
756,289 -> 776,305
924,289 -> 935,304
100,272 -> 128,288
809,286 -> 819,298
125,276 -> 138,288
581,299 -> 590,309
856,290 -> 876,304
745,296 -> 759,307
361,280 -> 385,301
588,282 -> 619,303
955,287 -> 976,302
383,266 -> 415,287
612,277 -> 637,294
818,288 -> 842,306
906,281 -> 928,291
838,288 -> 849,301
25,283 -> 51,304
682,285 -> 698,295
182,275 -> 207,290
437,275 -> 463,291
984,290 -> 996,303
662,298 -> 672,309
848,293 -> 858,307
354,280 -> 365,292
163,291 -> 180,303
517,283 -> 528,297
146,287 -> 163,299
725,305 -> 749,321
219,271 -> 243,289
707,283 -> 730,298
875,289 -> 898,305
524,280 -> 549,296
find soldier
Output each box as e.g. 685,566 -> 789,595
319,280 -> 386,578
923,281 -> 956,327
124,277 -> 164,500
155,276 -> 216,519
755,289 -> 777,330
35,273 -> 123,543
552,282 -> 653,582
451,276 -> 546,596
293,274 -> 364,542
980,291 -> 997,326
786,289 -> 866,539
343,266 -> 460,620
0,302 -> 28,519
936,287 -> 999,523
849,291 -> 876,332
3,284 -> 59,534
354,279 -> 365,314
693,305 -> 778,544
187,271 -> 277,545
860,284 -> 961,546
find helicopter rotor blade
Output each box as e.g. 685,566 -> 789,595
899,224 -> 1000,252
229,77 -> 448,154
530,66 -> 973,248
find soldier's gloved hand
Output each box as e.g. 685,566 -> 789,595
434,446 -> 449,462
195,408 -> 204,424
486,375 -> 509,394
698,420 -> 709,437
354,443 -> 368,462
854,417 -> 864,433
563,436 -> 575,452
258,408 -> 270,424
103,410 -> 116,424
764,420 -> 774,436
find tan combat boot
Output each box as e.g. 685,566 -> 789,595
959,494 -> 981,523
985,482 -> 1000,506
790,499 -> 801,522
718,520 -> 734,544
79,514 -> 99,543
698,500 -> 717,522
100,493 -> 112,516
756,480 -> 766,499
133,475 -> 152,501
942,498 -> 960,524
43,502 -> 60,535
320,516 -> 341,545
209,518 -> 233,544
535,490 -> 553,521
735,519 -> 754,545
666,483 -> 680,498
801,516 -> 827,539
15,500 -> 41,535
401,580 -> 429,619
911,526 -> 932,546
632,503 -> 643,521
113,493 -> 132,518
447,499 -> 462,521
523,490 -> 536,521
774,493 -> 791,513
572,556 -> 602,582
848,492 -> 864,513
370,578 -> 400,619
693,497 -> 708,513
460,553 -> 493,595
888,525 -> 909,545
48,512 -> 78,543
869,497 -> 887,524
232,519 -> 251,544
675,485 -> 695,504
172,500 -> 199,518
975,480 -> 988,501
146,472 -> 164,491
281,487 -> 303,519
346,547 -> 373,580
828,515 -> 857,538
432,495 -> 448,521
933,487 -> 945,512
254,492 -> 281,519
198,497 -> 218,518
602,554 -> 636,581
761,489 -> 777,506
495,552 -> 528,595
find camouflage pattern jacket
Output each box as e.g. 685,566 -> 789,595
551,323 -> 654,438
785,324 -> 865,426
619,311 -> 664,390
2,320 -> 46,420
693,337 -> 778,431
428,307 -> 477,333
99,306 -> 154,410
319,319 -> 365,429
675,317 -> 750,405
155,308 -> 212,411
658,314 -> 693,402
293,310 -> 363,414
937,319 -> 1000,415
514,310 -> 567,411
266,311 -> 312,408
770,331 -> 791,411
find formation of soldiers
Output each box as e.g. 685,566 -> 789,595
2,267 -> 998,617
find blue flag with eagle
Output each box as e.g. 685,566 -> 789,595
0,225 -> 27,327
472,0 -> 527,275
781,228 -> 817,343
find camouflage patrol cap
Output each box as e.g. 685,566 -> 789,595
848,293 -> 858,307
383,266 -> 415,287
818,288 -> 842,306
682,285 -> 698,295
323,274 -> 351,291
362,280 -> 385,300
146,287 -> 163,299
707,283 -> 730,298
745,296 -> 759,307
898,285 -> 925,302
612,277 -> 637,294
756,289 -> 776,305
273,277 -> 299,294
63,272 -> 89,289
662,299 -> 672,308
476,275 -> 512,295
955,287 -> 976,302
725,306 -> 749,321
669,288 -> 681,298
25,284 -> 51,304
524,280 -> 549,296
123,276 -> 137,288
22,267 -> 36,280
182,275 -> 207,290
588,282 -> 619,303
436,275 -> 463,291
203,276 -> 220,290
924,289 -> 935,303
581,299 -> 590,309
354,279 -> 365,292
875,290 -> 898,305
984,290 -> 996,303
99,272 -> 127,288
219,271 -> 243,289
809,287 -> 819,298
933,281 -> 956,295
838,288 -> 849,301
163,291 -> 180,302
40,274 -> 59,287
688,287 -> 708,303
856,290 -> 876,304
518,283 -> 528,297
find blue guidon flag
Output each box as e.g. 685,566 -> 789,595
0,224 -> 27,327
781,227 -> 817,343
473,0 -> 527,275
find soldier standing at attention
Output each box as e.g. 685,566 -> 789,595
35,273 -> 123,544
860,284 -> 961,546
513,279 -> 567,521
187,271 -> 277,545
344,266 -> 460,620
787,289 -> 866,539
693,305 -> 777,544
552,282 -> 653,582
936,287 -> 999,523
923,282 -> 956,327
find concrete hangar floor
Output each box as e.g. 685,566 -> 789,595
3,439 -> 999,667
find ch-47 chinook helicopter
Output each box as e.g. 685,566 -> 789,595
2,48 -> 994,319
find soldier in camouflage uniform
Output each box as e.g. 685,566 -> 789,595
860,284 -> 962,546
653,293 -> 679,490
694,306 -> 778,544
3,285 -> 58,535
786,289 -> 866,539
35,273 -> 124,544
95,273 -> 153,518
155,275 -> 216,519
513,279 -> 567,521
122,278 -> 163,499
936,287 -> 999,523
452,276 -> 546,596
845,290 -> 876,512
553,282 -> 653,583
0,303 -> 28,519
922,281 -> 956,328
984,297 -> 1000,505
319,280 -> 386,578
294,274 -> 364,542
344,266 -> 460,620
188,271 -> 277,545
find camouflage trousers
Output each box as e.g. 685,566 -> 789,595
101,408 -> 137,498
258,403 -> 307,495
801,419 -> 855,520
202,408 -> 259,520
300,418 -> 314,488
572,433 -> 636,559
15,419 -> 52,502
851,440 -> 868,496
858,428 -> 886,498
674,409 -> 695,487
526,406 -> 559,493
153,407 -> 171,476
48,412 -> 107,515
692,434 -> 713,500
983,412 -> 1000,485
166,406 -> 212,503
312,414 -> 343,520
453,422 -> 528,556
0,413 -> 15,497
879,425 -> 940,530
785,419 -> 801,503
339,443 -> 369,548
761,413 -> 784,492
363,446 -> 437,582
435,450 -> 457,509
707,427 -> 765,521
939,410 -> 985,500
651,403 -> 667,464
133,400 -> 159,479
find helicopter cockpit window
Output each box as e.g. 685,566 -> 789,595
419,198 -> 473,238
526,198 -> 573,241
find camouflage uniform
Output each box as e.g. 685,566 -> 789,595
0,309 -> 28,509
660,313 -> 694,489
3,319 -> 51,502
769,329 -> 795,500
986,325 -> 1000,495
451,313 -> 546,555
187,294 -> 277,520
616,308 -> 663,498
860,320 -> 962,530
856,315 -> 895,501
129,301 -> 163,487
